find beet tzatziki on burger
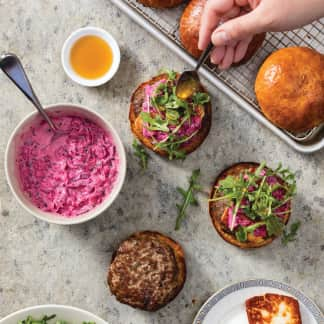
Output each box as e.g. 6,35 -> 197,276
16,115 -> 119,217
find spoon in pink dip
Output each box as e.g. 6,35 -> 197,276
0,53 -> 62,135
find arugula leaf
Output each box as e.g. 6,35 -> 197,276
154,130 -> 198,160
155,139 -> 186,160
282,221 -> 301,245
166,109 -> 180,122
140,112 -> 169,132
235,226 -> 248,242
242,207 -> 259,220
265,215 -> 284,237
175,169 -> 201,230
165,94 -> 189,109
132,139 -> 149,169
235,222 -> 266,242
159,68 -> 177,81
192,92 -> 210,105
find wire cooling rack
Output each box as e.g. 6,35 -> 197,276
110,0 -> 324,153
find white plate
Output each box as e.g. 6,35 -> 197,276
0,305 -> 108,324
193,279 -> 324,324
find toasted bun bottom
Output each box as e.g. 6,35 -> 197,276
209,162 -> 291,249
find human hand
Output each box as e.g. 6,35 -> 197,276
199,0 -> 324,69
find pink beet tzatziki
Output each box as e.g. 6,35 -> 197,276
16,115 -> 119,217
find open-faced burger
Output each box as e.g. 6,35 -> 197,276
209,162 -> 297,248
107,231 -> 186,311
180,0 -> 266,63
129,70 -> 212,160
138,0 -> 184,8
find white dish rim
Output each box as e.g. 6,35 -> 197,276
0,304 -> 108,324
193,278 -> 324,324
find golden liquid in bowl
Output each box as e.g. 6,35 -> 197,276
70,35 -> 113,79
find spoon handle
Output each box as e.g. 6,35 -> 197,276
195,42 -> 214,72
0,53 -> 57,131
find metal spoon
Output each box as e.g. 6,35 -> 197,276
0,53 -> 58,132
176,42 -> 213,100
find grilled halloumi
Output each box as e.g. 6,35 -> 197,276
246,293 -> 302,324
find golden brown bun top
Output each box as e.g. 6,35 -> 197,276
179,0 -> 265,63
255,47 -> 324,133
138,0 -> 184,8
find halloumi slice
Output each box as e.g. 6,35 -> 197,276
246,293 -> 302,324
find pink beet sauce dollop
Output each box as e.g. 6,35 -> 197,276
17,115 -> 119,217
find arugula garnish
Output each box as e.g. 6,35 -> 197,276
210,162 -> 297,242
132,139 -> 149,169
140,112 -> 169,132
175,169 -> 201,230
159,68 -> 177,81
154,130 -> 198,160
282,221 -> 301,245
193,92 -> 210,105
235,223 -> 265,242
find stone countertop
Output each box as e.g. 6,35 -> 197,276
0,1 -> 323,323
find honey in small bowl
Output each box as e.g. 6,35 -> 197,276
70,35 -> 113,79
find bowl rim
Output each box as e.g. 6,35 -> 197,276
0,304 -> 108,324
61,26 -> 121,87
5,103 -> 127,225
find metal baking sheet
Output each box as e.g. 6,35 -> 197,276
110,0 -> 324,153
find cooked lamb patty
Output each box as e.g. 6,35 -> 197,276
108,231 -> 186,311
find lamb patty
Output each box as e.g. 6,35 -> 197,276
108,231 -> 186,311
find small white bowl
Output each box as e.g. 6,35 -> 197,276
61,27 -> 120,87
0,304 -> 108,324
5,103 -> 127,225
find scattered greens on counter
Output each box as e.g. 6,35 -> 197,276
282,220 -> 301,245
175,169 -> 201,230
133,139 -> 150,169
18,315 -> 95,324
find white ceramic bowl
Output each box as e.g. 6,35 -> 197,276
61,27 -> 120,87
5,103 -> 127,225
0,305 -> 108,324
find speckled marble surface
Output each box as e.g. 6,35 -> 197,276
0,1 -> 323,323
